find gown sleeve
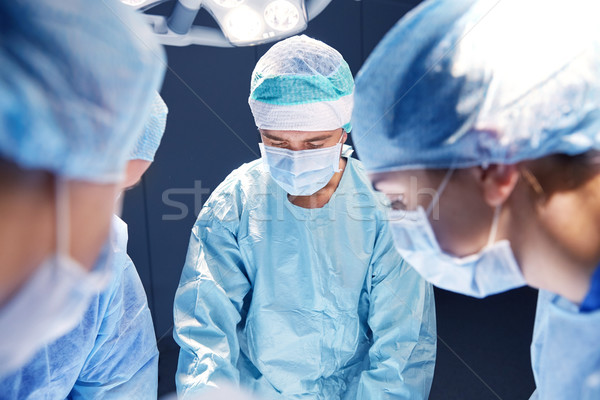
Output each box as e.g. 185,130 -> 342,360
357,219 -> 437,399
174,209 -> 251,400
70,220 -> 159,400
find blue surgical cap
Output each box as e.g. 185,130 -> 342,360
130,92 -> 168,162
249,35 -> 354,132
353,0 -> 600,172
0,0 -> 166,183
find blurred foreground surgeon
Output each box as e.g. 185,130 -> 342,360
174,35 -> 436,399
352,0 -> 600,398
0,0 -> 165,377
0,94 -> 168,399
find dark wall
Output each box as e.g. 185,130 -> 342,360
122,0 -> 538,397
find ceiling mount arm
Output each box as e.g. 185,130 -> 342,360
167,0 -> 202,34
305,0 -> 331,20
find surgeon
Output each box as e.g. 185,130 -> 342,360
0,0 -> 165,377
0,93 -> 168,398
352,0 -> 600,398
174,35 -> 436,399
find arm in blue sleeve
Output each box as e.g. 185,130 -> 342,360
357,221 -> 437,400
174,210 -> 251,400
70,258 -> 159,400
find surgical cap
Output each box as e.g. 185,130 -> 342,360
0,0 -> 166,183
249,35 -> 354,132
353,0 -> 600,172
130,92 -> 168,162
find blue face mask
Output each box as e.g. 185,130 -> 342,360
259,133 -> 343,196
388,169 -> 526,298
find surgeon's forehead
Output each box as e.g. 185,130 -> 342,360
260,129 -> 341,141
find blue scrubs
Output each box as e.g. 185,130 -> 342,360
0,217 -> 158,399
174,147 -> 436,399
530,286 -> 600,399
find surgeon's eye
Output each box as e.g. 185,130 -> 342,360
307,142 -> 324,149
389,194 -> 407,211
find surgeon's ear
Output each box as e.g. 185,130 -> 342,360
477,164 -> 520,207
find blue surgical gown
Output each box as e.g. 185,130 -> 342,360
174,148 -> 436,399
0,217 -> 158,399
530,290 -> 600,399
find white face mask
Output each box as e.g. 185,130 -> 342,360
388,169 -> 526,298
259,133 -> 343,196
0,178 -> 112,377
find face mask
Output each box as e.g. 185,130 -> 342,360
0,178 -> 112,377
259,133 -> 343,196
388,169 -> 526,298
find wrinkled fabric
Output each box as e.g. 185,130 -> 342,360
0,0 -> 165,183
0,217 -> 158,399
174,148 -> 436,399
249,35 -> 354,132
352,0 -> 600,173
530,290 -> 600,400
161,385 -> 259,400
130,92 -> 169,162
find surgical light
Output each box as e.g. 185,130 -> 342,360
224,7 -> 263,41
264,0 -> 300,31
122,0 -> 332,47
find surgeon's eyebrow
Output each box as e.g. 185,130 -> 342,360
261,131 -> 335,143
260,131 -> 287,142
370,176 -> 385,192
304,135 -> 332,142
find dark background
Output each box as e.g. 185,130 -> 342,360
122,0 -> 539,398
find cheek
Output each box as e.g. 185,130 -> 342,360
69,183 -> 120,270
539,192 -> 600,266
123,160 -> 151,188
431,187 -> 495,257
